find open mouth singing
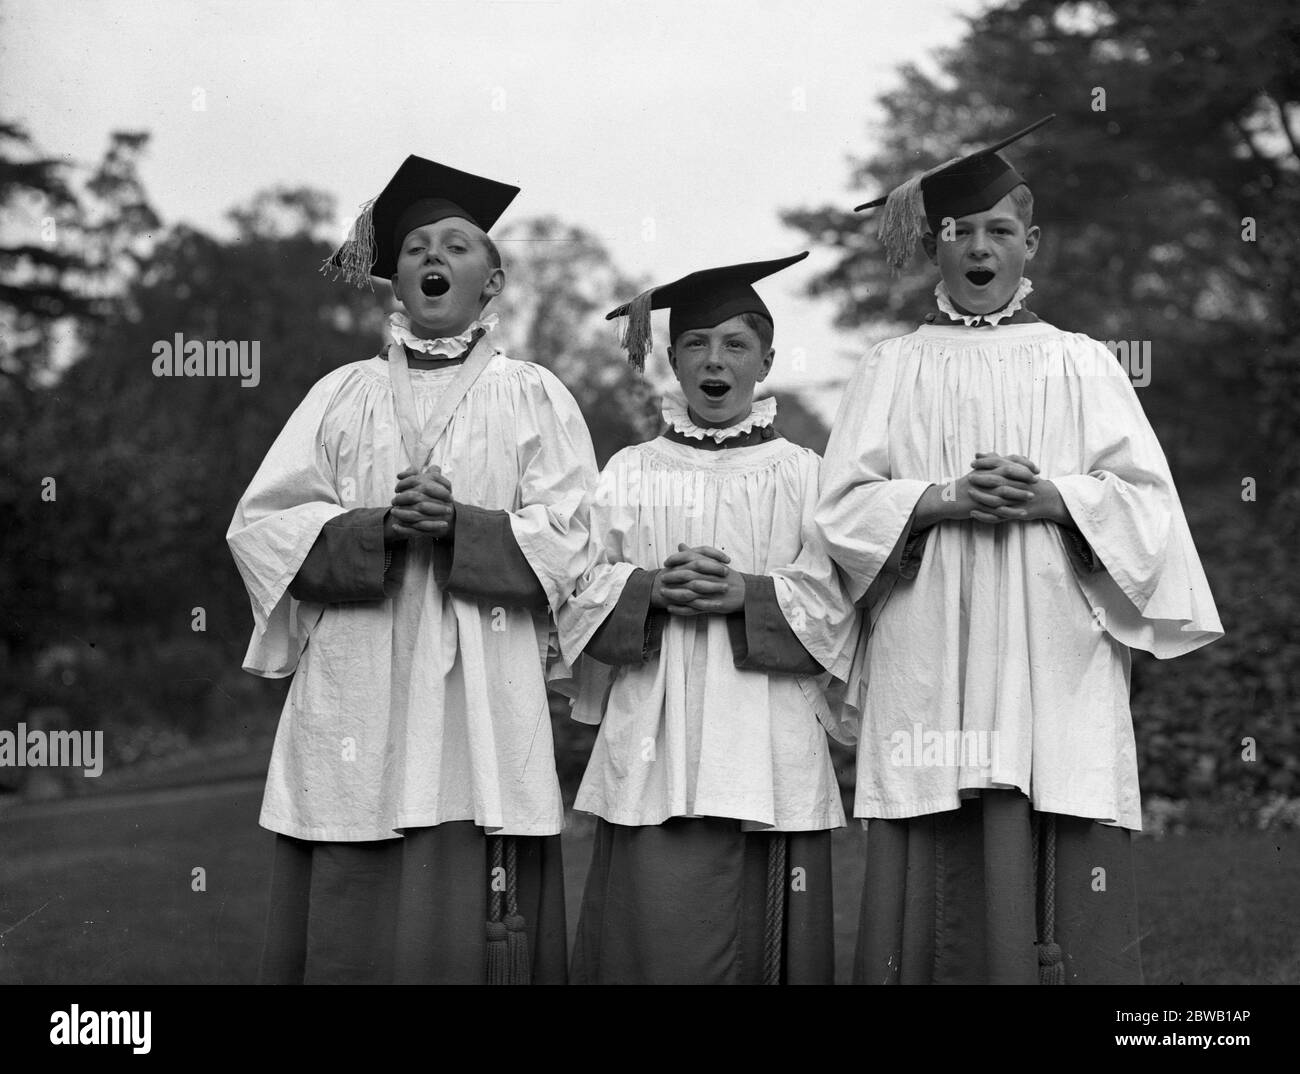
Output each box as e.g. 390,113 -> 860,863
420,272 -> 450,297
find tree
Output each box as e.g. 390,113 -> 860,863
0,118 -> 96,395
493,215 -> 659,465
1,125 -> 166,761
6,185 -> 386,756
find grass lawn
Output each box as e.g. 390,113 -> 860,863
1,784 -> 1296,985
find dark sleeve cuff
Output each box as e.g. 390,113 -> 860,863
430,502 -> 548,609
726,573 -> 824,675
584,568 -> 664,665
288,507 -> 400,603
1060,521 -> 1100,572
898,523 -> 930,580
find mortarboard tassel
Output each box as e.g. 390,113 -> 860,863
619,287 -> 656,374
320,196 -> 378,289
875,157 -> 959,274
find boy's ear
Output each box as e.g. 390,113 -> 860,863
666,345 -> 677,374
921,232 -> 939,264
481,266 -> 505,301
1024,225 -> 1041,261
757,346 -> 775,382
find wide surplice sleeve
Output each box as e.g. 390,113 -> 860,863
488,364 -> 599,615
226,367 -> 355,678
815,341 -> 934,608
551,450 -> 645,725
737,449 -> 862,689
1051,333 -> 1223,657
553,447 -> 644,665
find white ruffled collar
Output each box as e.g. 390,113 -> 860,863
388,311 -> 498,357
661,388 -> 777,444
935,276 -> 1033,327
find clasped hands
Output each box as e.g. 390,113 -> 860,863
649,543 -> 746,616
918,452 -> 1068,527
385,466 -> 455,542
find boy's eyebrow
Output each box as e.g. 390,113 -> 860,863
677,330 -> 756,344
955,215 -> 1021,227
404,226 -> 475,245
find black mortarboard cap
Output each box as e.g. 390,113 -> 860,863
854,114 -> 1054,272
323,155 -> 520,287
605,252 -> 808,373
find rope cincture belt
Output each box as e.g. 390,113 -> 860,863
486,834 -> 531,985
1032,813 -> 1064,985
762,833 -> 788,985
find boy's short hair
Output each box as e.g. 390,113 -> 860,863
739,311 -> 774,352
669,312 -> 775,352
1008,183 -> 1034,228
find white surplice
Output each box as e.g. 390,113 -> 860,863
556,396 -> 861,832
227,326 -> 597,840
816,322 -> 1223,831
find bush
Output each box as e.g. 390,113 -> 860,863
1132,498 -> 1298,806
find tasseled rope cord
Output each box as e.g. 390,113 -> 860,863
486,834 -> 508,983
484,834 -> 531,985
505,835 -> 521,920
1034,813 -> 1065,984
762,833 -> 788,985
504,836 -> 531,984
488,834 -> 506,926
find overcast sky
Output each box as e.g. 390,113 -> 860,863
1,0 -> 984,417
